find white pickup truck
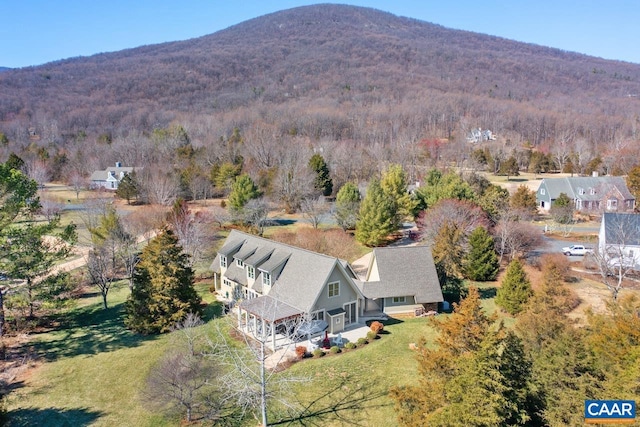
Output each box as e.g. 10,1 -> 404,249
561,245 -> 592,256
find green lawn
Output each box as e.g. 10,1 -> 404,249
7,278 -> 505,426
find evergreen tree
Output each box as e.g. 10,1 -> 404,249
625,164 -> 640,204
415,170 -> 475,211
509,185 -> 538,217
432,220 -> 465,280
125,228 -> 201,334
115,171 -> 140,205
550,192 -> 574,224
499,156 -> 520,180
496,259 -> 532,315
308,153 -> 333,196
355,179 -> 395,247
227,173 -> 260,215
464,227 -> 499,281
334,182 -> 361,231
380,163 -> 416,224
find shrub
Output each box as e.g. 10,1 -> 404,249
330,346 -> 341,354
356,337 -> 368,347
366,330 -> 378,341
344,342 -> 356,350
370,320 -> 384,334
312,348 -> 325,358
295,346 -> 307,359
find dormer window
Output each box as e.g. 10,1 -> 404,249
236,258 -> 244,267
578,188 -> 584,195
262,272 -> 271,287
590,188 -> 595,195
220,255 -> 227,268
247,266 -> 255,279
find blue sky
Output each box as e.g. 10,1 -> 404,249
1,1 -> 639,68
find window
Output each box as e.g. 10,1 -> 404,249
578,188 -> 584,195
392,296 -> 406,303
328,281 -> 340,298
540,188 -> 546,195
236,258 -> 244,267
247,266 -> 255,279
607,199 -> 618,210
220,256 -> 227,268
262,272 -> 271,287
590,188 -> 595,195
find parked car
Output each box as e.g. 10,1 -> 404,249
562,245 -> 592,256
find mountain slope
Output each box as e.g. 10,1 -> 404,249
1,4 -> 639,145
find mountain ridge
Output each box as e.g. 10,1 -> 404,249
1,4 -> 639,147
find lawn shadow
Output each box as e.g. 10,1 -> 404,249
380,317 -> 404,326
9,407 -> 104,427
478,287 -> 497,299
201,300 -> 224,322
26,301 -> 158,362
271,375 -> 389,426
270,219 -> 297,226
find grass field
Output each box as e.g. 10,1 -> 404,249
5,276 -> 506,426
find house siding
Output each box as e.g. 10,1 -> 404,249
312,267 -> 359,314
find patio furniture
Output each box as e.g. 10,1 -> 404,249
333,333 -> 344,346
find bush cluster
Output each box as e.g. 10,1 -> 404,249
366,330 -> 378,341
312,348 -> 325,358
295,346 -> 307,359
344,342 -> 356,350
356,337 -> 368,347
330,346 -> 341,354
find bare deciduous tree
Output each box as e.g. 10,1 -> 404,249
300,197 -> 330,229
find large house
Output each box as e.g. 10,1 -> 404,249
90,162 -> 139,190
211,230 -> 443,347
536,176 -> 635,212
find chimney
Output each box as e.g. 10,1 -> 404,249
592,171 -> 599,177
116,161 -> 122,168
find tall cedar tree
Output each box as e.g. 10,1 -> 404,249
464,226 -> 499,281
228,173 -> 260,215
355,179 -> 395,246
334,182 -> 361,230
496,259 -> 532,315
432,220 -> 465,279
115,171 -> 139,204
125,228 -> 201,334
625,164 -> 640,205
509,185 -> 538,218
308,153 -> 333,197
380,163 -> 416,225
550,192 -> 574,224
390,287 -> 499,426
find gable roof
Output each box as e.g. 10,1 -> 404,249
214,230 -> 361,313
357,246 -> 443,303
602,212 -> 640,246
90,165 -> 138,182
540,176 -> 634,201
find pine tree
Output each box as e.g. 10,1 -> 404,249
509,185 -> 538,217
334,182 -> 361,230
626,164 -> 640,203
125,228 -> 201,334
115,171 -> 139,205
550,192 -> 574,224
464,227 -> 499,281
380,163 -> 416,225
228,173 -> 260,215
308,153 -> 333,196
355,179 -> 395,246
496,259 -> 532,315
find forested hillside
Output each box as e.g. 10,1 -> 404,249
1,4 -> 640,194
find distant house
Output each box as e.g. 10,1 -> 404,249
211,230 -> 443,348
467,128 -> 496,143
598,212 -> 640,268
90,162 -> 139,190
536,176 -> 635,212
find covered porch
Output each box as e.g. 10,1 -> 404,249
237,295 -> 304,350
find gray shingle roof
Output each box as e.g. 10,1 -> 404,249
217,230 -> 357,313
358,246 -> 443,304
541,176 -> 634,201
90,166 -> 138,181
239,295 -> 302,322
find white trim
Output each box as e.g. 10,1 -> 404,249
328,281 -> 340,298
